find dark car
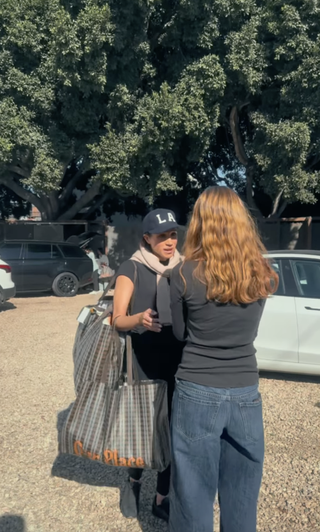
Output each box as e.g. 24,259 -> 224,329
0,240 -> 93,297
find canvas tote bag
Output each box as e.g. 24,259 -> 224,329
59,268 -> 171,472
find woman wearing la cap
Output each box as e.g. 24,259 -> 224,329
112,208 -> 184,522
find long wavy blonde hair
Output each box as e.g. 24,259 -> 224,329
182,186 -> 278,304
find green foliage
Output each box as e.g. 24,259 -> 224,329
0,0 -> 320,219
0,185 -> 30,220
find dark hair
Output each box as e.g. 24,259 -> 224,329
141,235 -> 152,252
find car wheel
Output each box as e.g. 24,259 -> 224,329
52,273 -> 79,297
0,287 -> 4,305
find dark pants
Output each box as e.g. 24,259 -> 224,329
92,270 -> 99,291
169,379 -> 264,532
128,328 -> 183,497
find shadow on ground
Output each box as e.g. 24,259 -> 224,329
52,406 -> 168,532
0,515 -> 25,532
0,302 -> 16,313
13,286 -> 93,300
260,370 -> 320,384
13,289 -> 60,299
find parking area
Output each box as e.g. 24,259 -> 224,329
0,295 -> 319,532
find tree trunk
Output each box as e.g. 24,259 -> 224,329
245,166 -> 262,217
48,192 -> 60,220
229,106 -> 248,166
0,162 -> 103,221
268,191 -> 288,219
276,200 -> 288,218
0,175 -> 51,220
59,165 -> 91,206
268,191 -> 283,218
229,106 -> 263,217
57,180 -> 101,221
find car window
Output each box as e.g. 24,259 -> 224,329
26,244 -> 52,259
0,243 -> 22,260
292,260 -> 320,298
270,259 -> 285,296
59,245 -> 86,258
52,245 -> 62,259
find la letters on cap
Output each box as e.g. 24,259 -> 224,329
156,212 -> 176,225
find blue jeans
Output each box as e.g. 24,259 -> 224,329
169,379 -> 264,532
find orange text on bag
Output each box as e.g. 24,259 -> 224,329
74,441 -> 145,468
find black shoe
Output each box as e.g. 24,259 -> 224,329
152,496 -> 170,522
120,478 -> 141,519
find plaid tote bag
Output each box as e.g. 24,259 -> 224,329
72,276 -> 120,395
59,276 -> 171,472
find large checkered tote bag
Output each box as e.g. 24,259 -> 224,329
101,334 -> 170,471
72,303 -> 123,395
59,270 -> 171,472
72,276 -> 121,395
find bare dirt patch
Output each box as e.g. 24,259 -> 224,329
0,295 -> 319,531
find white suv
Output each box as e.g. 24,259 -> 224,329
0,258 -> 16,305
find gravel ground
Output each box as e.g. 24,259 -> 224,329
0,294 -> 319,532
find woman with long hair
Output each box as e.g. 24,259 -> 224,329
113,209 -> 183,522
169,187 -> 278,532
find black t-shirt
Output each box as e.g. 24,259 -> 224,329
116,260 -> 157,324
116,260 -> 183,381
170,261 -> 266,388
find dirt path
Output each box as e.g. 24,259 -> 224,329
0,295 -> 319,532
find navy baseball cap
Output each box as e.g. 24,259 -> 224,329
142,209 -> 178,235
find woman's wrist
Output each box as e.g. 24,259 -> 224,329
114,313 -> 142,331
137,312 -> 144,326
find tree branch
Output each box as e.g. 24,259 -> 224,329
39,195 -> 54,220
245,166 -> 255,208
276,199 -> 288,218
0,175 -> 47,219
239,101 -> 250,111
59,163 -> 92,205
8,166 -> 30,179
82,190 -> 110,219
58,180 -> 101,221
229,106 -> 248,166
47,192 -> 60,219
229,106 -> 262,217
245,166 -> 263,217
267,190 -> 288,219
268,190 -> 283,218
306,153 -> 320,171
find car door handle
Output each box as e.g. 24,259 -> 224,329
305,306 -> 320,311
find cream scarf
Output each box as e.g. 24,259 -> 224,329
131,243 -> 182,325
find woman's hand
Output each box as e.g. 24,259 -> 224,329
139,309 -> 162,332
113,276 -> 161,333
